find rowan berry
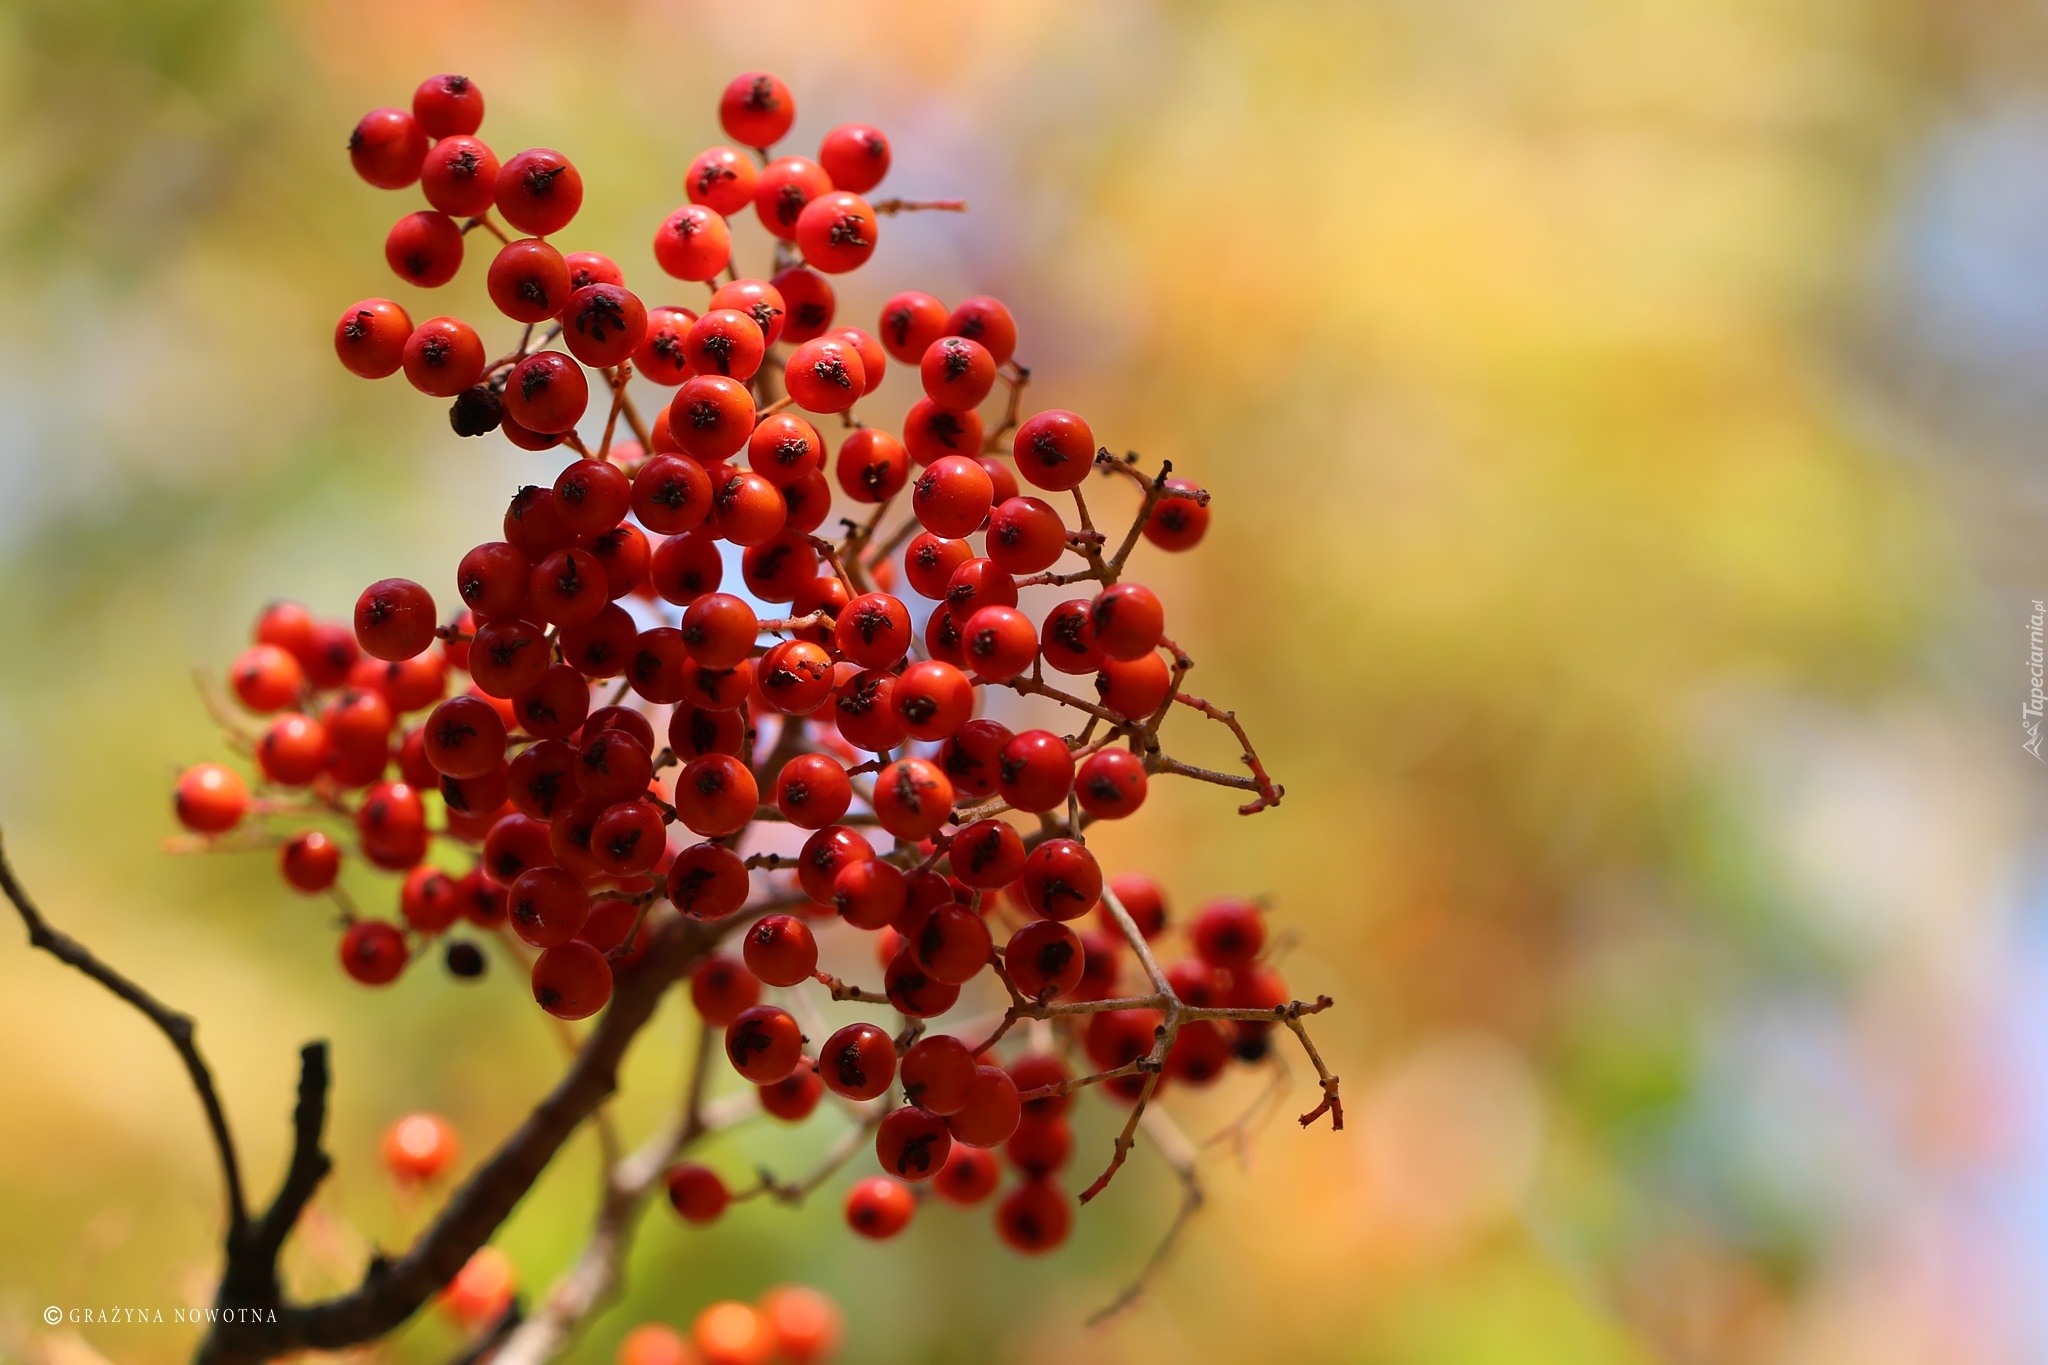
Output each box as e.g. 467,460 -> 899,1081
829,668 -> 904,752
996,729 -> 1074,813
719,72 -> 794,147
1018,838 -> 1101,921
230,644 -> 303,712
420,135 -> 499,216
578,729 -> 654,805
891,661 -> 973,742
911,455 -> 993,538
686,144 -> 759,215
759,1286 -> 842,1365
280,830 -> 341,893
788,574 -> 848,642
413,73 -> 484,137
339,919 -> 408,985
833,427 -> 908,504
304,618 -> 363,689
668,841 -> 750,920
504,352 -> 588,434
1076,748 -> 1148,819
665,1163 -> 730,1224
669,376 -> 758,463
1192,896 -> 1266,970
783,337 -> 864,414
563,284 -> 646,369
753,156 -> 830,239
440,1247 -> 515,1326
1070,931 -> 1120,1002
984,496 -> 1064,575
799,824 -> 874,903
1003,920 -> 1082,1001
1089,583 -> 1164,661
773,753 -> 852,830
500,412 -> 566,451
632,455 -> 712,535
844,1176 -> 914,1239
689,954 -> 760,1027
1005,1115 -> 1072,1177
903,532 -> 972,601
548,803 -> 609,879
350,108 -> 428,189
908,902 -> 992,986
669,703 -> 748,760
334,298 -> 412,378
676,655 -> 752,711
400,865 -> 463,934
1166,959 -> 1222,1008
770,266 -> 836,342
633,306 -> 698,385
351,579 -> 435,663
506,866 -> 588,948
876,1106 -> 951,1183
947,1066 -> 1022,1148
996,1179 -> 1070,1254
961,605 -> 1036,682
727,1005 -> 804,1084
795,192 -> 877,274
1095,652 -> 1172,719
745,413 -> 822,488
832,857 -> 904,930
591,801 -> 665,877
527,548 -> 608,627
948,818 -> 1025,890
678,308 -> 761,382
759,1065 -> 825,1122
810,1021 -> 891,1102
385,211 -> 464,287
902,398 -> 982,467
646,532 -> 721,608
533,941 -> 612,1019
1106,871 -> 1167,937
883,949 -> 961,1018
737,534 -> 813,606
481,812 -> 555,886
934,1145 -> 999,1207
495,149 -> 582,236
920,336 -> 995,412
653,204 -> 731,281
1166,1019 -> 1231,1086
1144,478 -> 1210,550
618,1323 -> 689,1365
1013,409 -> 1095,491
750,640 -> 829,716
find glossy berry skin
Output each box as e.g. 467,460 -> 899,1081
634,305 -> 699,385
675,592 -> 753,669
335,299 -> 412,378
175,763 -> 248,834
961,605 -> 1037,682
1096,651 -> 1173,720
1019,838 -> 1103,922
831,858 -> 905,931
903,398 -> 983,467
412,73 -> 483,133
836,428 -> 910,504
683,308 -> 764,381
664,1163 -> 730,1224
720,72 -> 795,147
876,1106 -> 952,1182
903,533 -> 972,601
1013,409 -> 1096,491
653,204 -> 731,282
896,1034 -> 975,1116
883,951 -> 960,1019
1107,872 -> 1168,938
1167,1018 -> 1232,1086
579,730 -> 654,805
783,337 -> 865,414
650,531 -> 723,606
401,866 -> 463,933
833,593 -> 911,669
934,1145 -> 1000,1207
1192,897 -> 1267,969
424,696 -> 508,779
986,496 -> 1066,575
891,661 -> 973,741
708,469 -> 788,546
354,579 -> 436,661
725,1005 -> 804,1084
508,867 -> 590,948
876,291 -> 947,367
938,718 -> 1011,799
551,461 -> 630,540
686,145 -> 759,215
844,1177 -> 914,1240
481,812 -> 555,886
280,831 -> 341,893
813,122 -> 889,192
669,703 -> 747,762
799,825 -> 874,904
562,284 -> 646,369
488,238 -> 570,323
401,316 -> 486,397
385,211 -> 463,287
1075,748 -> 1148,819
911,455 -> 994,539
1144,479 -> 1211,550
689,954 -> 760,1026
230,643 -> 303,712
495,148 -> 583,236
504,352 -> 588,435
339,920 -> 408,986
795,191 -> 877,274
758,1065 -> 825,1123
528,548 -> 608,627
382,1112 -> 460,1182
743,913 -> 818,987
532,941 -> 612,1019
996,729 -> 1074,813
754,156 -> 831,239
349,108 -> 428,189
420,135 -> 499,216
633,455 -> 712,535
256,715 -> 327,787
774,754 -> 852,830
996,1180 -> 1071,1254
754,640 -> 833,715
746,413 -> 822,487
1005,921 -> 1084,1001
908,902 -> 992,986
771,266 -> 836,342
1090,583 -> 1165,661
668,841 -> 751,921
831,669 -> 905,753
591,801 -> 664,877
1005,1116 -> 1073,1177
947,1066 -> 1022,1148
871,757 -> 955,842
817,1022 -> 895,1102
945,296 -> 1017,366
919,336 -> 995,412
668,375 -> 755,461
759,1286 -> 842,1365
946,818 -> 1025,891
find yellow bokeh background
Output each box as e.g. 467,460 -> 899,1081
1,1 -> 2034,1362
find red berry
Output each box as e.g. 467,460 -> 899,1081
720,73 -> 796,148
946,818 -> 1025,890
831,857 -> 903,931
420,135 -> 499,216
481,812 -> 555,885
961,605 -> 1036,683
676,592 -> 754,669
933,1145 -> 999,1207
1009,1053 -> 1073,1119
1004,921 -> 1083,1001
755,640 -> 835,715
831,669 -> 905,753
832,592 -> 910,669
495,149 -> 583,236
667,375 -> 755,461
334,298 -> 412,378
349,108 -> 427,189
774,753 -> 852,830
980,457 -> 1019,505
633,454 -> 713,533
758,1065 -> 825,1123
258,714 -> 330,786
740,531 -> 818,604
819,123 -> 890,193
902,398 -> 983,466
1096,652 -> 1172,719
770,266 -> 836,342
686,145 -> 759,215
795,192 -> 877,274
883,950 -> 960,1018
876,1106 -> 951,1182
385,211 -> 464,287
413,74 -> 484,137
799,824 -> 874,903
985,496 -> 1066,575
902,532 -> 972,601
591,800 -> 665,877
844,1177 -> 914,1240
816,1021 -> 895,1101
668,841 -> 751,920
689,953 -> 760,1025
634,306 -> 699,385
650,531 -> 725,606
835,428 -> 909,504
919,336 -> 994,413
401,316 -> 486,396
742,913 -> 818,987
1166,1018 -> 1232,1085
1144,479 -> 1210,550
1090,582 -> 1164,661
504,484 -> 574,557
1192,897 -> 1267,970
944,296 -> 1018,366
783,337 -> 865,414
466,619 -> 549,700
753,156 -> 830,240
507,866 -> 590,948
1106,871 -> 1168,938
400,865 -> 463,933
354,578 -> 436,662
911,455 -> 993,538
528,548 -> 609,628
683,308 -> 764,381
230,643 -> 304,712
653,204 -> 732,282
1075,748 -> 1148,819
937,718 -> 1012,799
1013,409 -> 1096,491
746,413 -> 822,488
1018,838 -> 1101,922
504,352 -> 588,435
996,729 -> 1074,813
280,830 -> 341,892
890,661 -> 972,742
487,238 -> 569,323
664,1163 -> 730,1224
173,763 -> 247,833
898,1035 -> 976,1116
532,940 -> 612,1019
382,1111 -> 460,1183
1005,1115 -> 1072,1176
339,920 -> 408,985
947,1066 -> 1022,1147
995,1179 -> 1070,1254
908,902 -> 992,986
562,284 -> 647,369
578,729 -> 654,804
726,1005 -> 805,1084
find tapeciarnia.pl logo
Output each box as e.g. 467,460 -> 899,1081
2027,599 -> 2045,760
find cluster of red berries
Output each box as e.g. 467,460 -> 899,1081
176,70 -> 1303,1274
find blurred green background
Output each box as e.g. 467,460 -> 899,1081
4,0 -> 2044,1361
